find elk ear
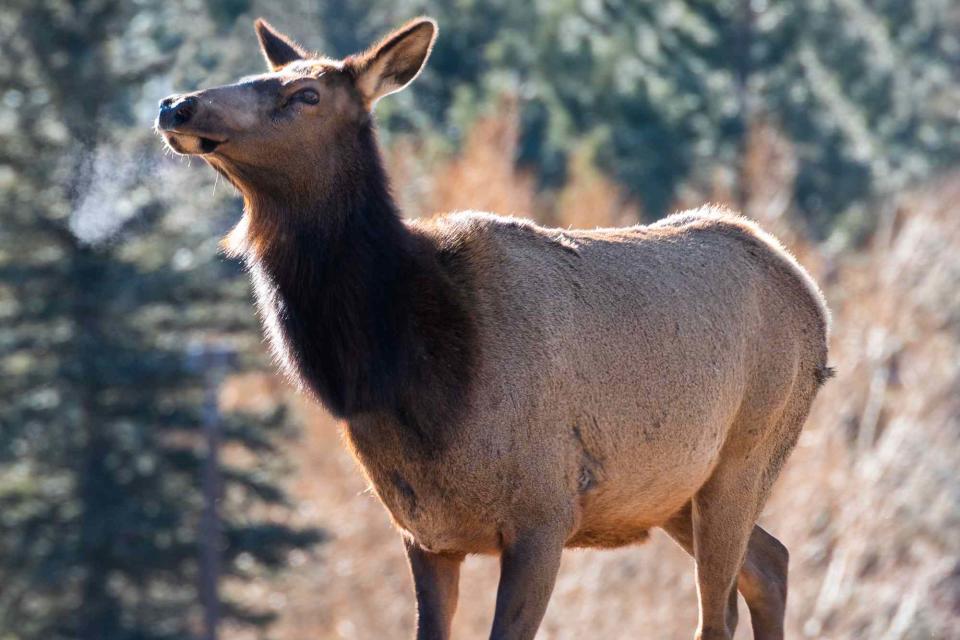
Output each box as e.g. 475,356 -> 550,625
255,18 -> 307,71
348,18 -> 437,108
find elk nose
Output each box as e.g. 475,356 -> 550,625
157,95 -> 198,130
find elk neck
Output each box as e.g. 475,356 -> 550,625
230,120 -> 475,452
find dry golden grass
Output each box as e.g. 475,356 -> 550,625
554,143 -> 643,229
243,112 -> 960,639
386,99 -> 539,221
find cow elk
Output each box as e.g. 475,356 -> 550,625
157,17 -> 833,640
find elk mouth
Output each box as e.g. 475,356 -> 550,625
198,136 -> 223,153
159,129 -> 228,156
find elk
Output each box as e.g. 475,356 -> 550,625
156,17 -> 832,640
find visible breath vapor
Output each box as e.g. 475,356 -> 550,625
68,142 -> 197,245
69,146 -> 144,244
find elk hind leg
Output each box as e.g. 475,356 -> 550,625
689,460 -> 771,640
739,525 -> 789,640
663,506 -> 788,640
673,387 -> 811,640
662,503 -> 740,635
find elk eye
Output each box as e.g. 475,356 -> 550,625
294,89 -> 319,105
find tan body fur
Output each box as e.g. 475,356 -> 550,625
156,16 -> 831,640
353,209 -> 828,556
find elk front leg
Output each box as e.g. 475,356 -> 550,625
404,537 -> 464,640
489,530 -> 565,640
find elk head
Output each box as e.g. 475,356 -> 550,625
156,17 -> 437,198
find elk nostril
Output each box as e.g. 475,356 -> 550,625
171,96 -> 197,126
158,95 -> 200,131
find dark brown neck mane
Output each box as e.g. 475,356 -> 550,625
229,121 -> 474,450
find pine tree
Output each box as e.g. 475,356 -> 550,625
0,2 -> 320,638
329,0 -> 960,229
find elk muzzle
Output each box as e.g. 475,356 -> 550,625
156,93 -> 227,155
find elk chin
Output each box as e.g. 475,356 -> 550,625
161,131 -> 225,156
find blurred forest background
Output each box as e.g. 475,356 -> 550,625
1,0 -> 959,639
